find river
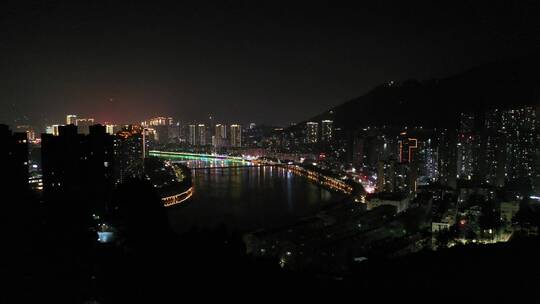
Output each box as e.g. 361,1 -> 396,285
163,156 -> 345,234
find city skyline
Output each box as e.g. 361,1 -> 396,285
4,1 -> 540,300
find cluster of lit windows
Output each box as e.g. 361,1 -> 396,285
305,122 -> 318,144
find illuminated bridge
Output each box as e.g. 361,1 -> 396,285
148,150 -> 255,169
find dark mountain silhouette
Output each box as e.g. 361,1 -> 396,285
307,51 -> 540,131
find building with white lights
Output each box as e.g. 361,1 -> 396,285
457,112 -> 477,180
214,124 -> 227,147
66,114 -> 77,125
321,120 -> 333,142
76,118 -> 95,134
52,125 -> 61,136
230,124 -> 242,147
188,124 -> 197,146
198,124 -> 207,146
306,122 -> 318,144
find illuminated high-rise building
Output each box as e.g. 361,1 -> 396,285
16,125 -> 36,141
377,160 -> 396,192
52,124 -> 61,136
457,112 -> 477,180
483,132 -> 505,186
501,106 -> 537,182
377,160 -> 414,194
168,122 -> 181,143
230,124 -> 242,147
482,109 -> 504,186
480,106 -> 539,187
28,129 -> 36,141
415,137 -> 439,184
105,124 -> 120,135
66,114 -> 77,125
399,137 -> 417,164
142,116 -> 173,127
198,124 -> 206,146
306,122 -> 318,143
140,117 -> 175,144
437,129 -> 457,188
321,120 -> 333,142
76,118 -> 95,134
214,124 -> 227,147
188,124 -> 197,146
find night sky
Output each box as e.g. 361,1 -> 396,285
1,0 -> 539,127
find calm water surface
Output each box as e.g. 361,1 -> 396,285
165,157 -> 344,233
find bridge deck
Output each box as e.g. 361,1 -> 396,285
190,165 -> 258,170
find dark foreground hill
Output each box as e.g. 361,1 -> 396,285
5,179 -> 540,302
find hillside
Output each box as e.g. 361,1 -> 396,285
307,52 -> 540,131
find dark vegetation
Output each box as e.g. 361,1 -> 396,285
5,178 -> 540,302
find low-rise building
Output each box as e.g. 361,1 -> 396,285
367,192 -> 410,213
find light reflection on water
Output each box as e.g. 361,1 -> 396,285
165,156 -> 343,233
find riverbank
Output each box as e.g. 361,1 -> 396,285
144,157 -> 193,207
252,158 -> 364,201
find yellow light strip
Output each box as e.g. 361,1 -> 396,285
162,187 -> 194,207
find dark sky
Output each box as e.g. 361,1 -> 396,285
1,0 -> 540,127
